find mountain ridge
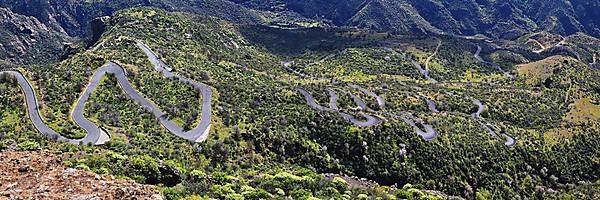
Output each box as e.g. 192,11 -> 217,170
0,6 -> 598,199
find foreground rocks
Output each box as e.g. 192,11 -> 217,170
0,151 -> 163,199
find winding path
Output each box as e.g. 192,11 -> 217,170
289,44 -> 515,145
474,45 -> 515,79
298,87 -> 381,127
425,38 -> 442,72
469,95 -> 515,146
381,46 -> 438,83
0,42 -> 213,145
399,112 -> 437,141
136,42 -> 213,143
526,39 -> 546,53
425,99 -> 440,113
348,84 -> 385,109
471,98 -> 485,118
410,60 -> 438,83
0,70 -> 109,145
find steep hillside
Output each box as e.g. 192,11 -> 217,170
1,7 -> 598,199
0,0 -> 262,38
1,0 -> 598,64
234,0 -> 600,38
0,0 -> 263,64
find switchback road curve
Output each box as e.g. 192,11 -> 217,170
0,41 -> 213,145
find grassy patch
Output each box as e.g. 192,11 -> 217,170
516,56 -> 573,86
563,98 -> 600,124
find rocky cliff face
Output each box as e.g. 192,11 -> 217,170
233,0 -> 600,39
0,151 -> 163,199
0,8 -> 72,64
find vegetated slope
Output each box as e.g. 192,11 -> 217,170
0,0 -> 262,64
1,8 -> 446,199
1,7 -> 599,199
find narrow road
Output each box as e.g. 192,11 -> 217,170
288,43 -> 516,146
348,92 -> 368,111
298,87 -> 381,127
425,38 -> 441,72
387,112 -> 437,141
410,60 -> 438,83
282,61 -> 330,81
474,45 -> 515,79
0,42 -> 213,145
348,84 -> 385,109
526,39 -> 545,53
0,70 -> 109,145
470,97 -> 515,146
478,120 -> 516,146
471,98 -> 484,118
426,99 -> 440,113
136,42 -> 213,143
382,46 -> 438,83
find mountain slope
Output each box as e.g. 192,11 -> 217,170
1,0 -> 598,64
234,0 -> 600,38
0,8 -> 73,64
0,0 -> 263,40
1,7 -> 598,199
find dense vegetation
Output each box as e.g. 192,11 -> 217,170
1,7 -> 599,200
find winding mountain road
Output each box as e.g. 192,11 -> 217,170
382,42 -> 438,83
471,98 -> 485,118
298,87 -> 381,127
410,60 -> 438,83
136,42 -> 213,143
425,99 -> 440,113
0,42 -> 213,145
474,45 -> 515,79
526,39 -> 546,53
384,111 -> 437,141
1,70 -> 109,145
425,38 -> 442,72
348,84 -> 385,109
289,44 -> 516,145
400,112 -> 437,141
469,96 -> 515,146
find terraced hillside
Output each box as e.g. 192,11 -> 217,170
0,7 -> 599,200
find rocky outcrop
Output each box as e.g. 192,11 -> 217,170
0,7 -> 72,64
0,151 -> 163,199
89,16 -> 110,47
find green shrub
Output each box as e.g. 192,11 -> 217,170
331,177 -> 348,192
476,189 -> 492,200
357,194 -> 368,200
75,163 -> 91,171
290,189 -> 313,199
16,141 -> 40,151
